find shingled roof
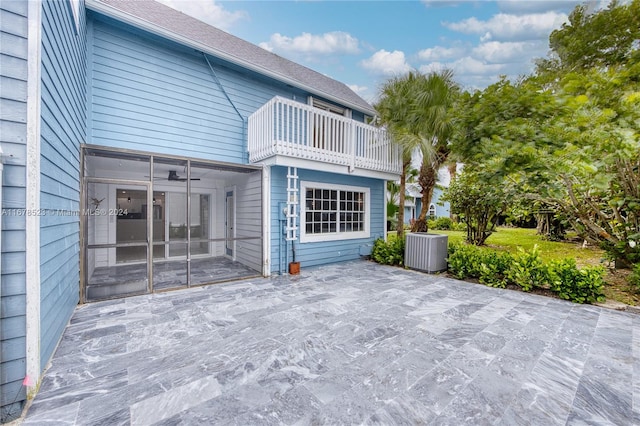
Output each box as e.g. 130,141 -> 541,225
87,0 -> 376,115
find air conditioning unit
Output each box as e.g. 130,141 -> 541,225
405,233 -> 448,273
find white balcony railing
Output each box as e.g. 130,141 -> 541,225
248,96 -> 401,175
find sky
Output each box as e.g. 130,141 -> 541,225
155,0 -> 596,103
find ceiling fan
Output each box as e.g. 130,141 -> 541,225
166,170 -> 200,181
145,170 -> 201,181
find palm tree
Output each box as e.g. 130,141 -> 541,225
376,74 -> 423,238
410,70 -> 458,232
377,70 -> 458,234
376,74 -> 425,236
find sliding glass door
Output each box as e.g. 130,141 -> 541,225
83,149 -> 152,301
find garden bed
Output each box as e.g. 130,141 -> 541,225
382,227 -> 639,306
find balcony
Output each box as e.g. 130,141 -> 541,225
248,96 -> 401,179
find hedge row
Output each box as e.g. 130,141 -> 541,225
448,243 -> 606,304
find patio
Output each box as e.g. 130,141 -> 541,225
23,260 -> 639,425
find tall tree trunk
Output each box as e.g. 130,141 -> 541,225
396,159 -> 411,238
412,160 -> 437,232
447,162 -> 457,181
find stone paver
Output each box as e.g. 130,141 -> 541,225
23,261 -> 640,425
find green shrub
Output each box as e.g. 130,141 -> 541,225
478,251 -> 513,288
507,245 -> 550,292
429,217 -> 466,231
448,243 -> 511,287
371,236 -> 405,266
447,243 -> 483,279
432,217 -> 453,230
453,222 -> 468,232
548,258 -> 606,304
629,263 -> 640,291
447,243 -> 606,304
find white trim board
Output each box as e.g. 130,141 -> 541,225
25,0 -> 42,394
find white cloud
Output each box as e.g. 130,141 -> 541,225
419,61 -> 449,74
156,0 -> 247,31
347,84 -> 368,96
416,0 -> 592,89
496,1 -> 581,14
480,32 -> 493,42
417,46 -> 465,61
258,31 -> 361,55
360,50 -> 413,76
444,11 -> 568,41
449,56 -> 505,76
472,40 -> 547,64
420,57 -> 508,90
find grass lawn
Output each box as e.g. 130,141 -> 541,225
424,227 -> 640,306
434,227 -> 605,266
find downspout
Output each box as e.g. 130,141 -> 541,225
278,201 -> 287,275
279,218 -> 283,275
202,53 -> 248,162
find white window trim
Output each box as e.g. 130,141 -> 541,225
300,181 -> 370,243
308,96 -> 350,117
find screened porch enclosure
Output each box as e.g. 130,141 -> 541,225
82,147 -> 263,302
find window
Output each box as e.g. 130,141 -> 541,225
428,203 -> 437,218
300,181 -> 370,242
309,96 -> 348,116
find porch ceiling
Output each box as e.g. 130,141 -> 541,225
84,148 -> 260,181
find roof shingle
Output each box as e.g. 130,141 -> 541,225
88,0 -> 376,115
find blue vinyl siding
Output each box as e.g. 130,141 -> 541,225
404,187 -> 450,224
0,0 -> 28,420
270,166 -> 385,273
431,187 -> 450,218
39,0 -> 85,371
87,14 -> 309,163
404,206 -> 413,224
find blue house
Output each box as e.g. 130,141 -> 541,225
402,184 -> 450,225
0,0 -> 400,420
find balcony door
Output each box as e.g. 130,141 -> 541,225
309,97 -> 350,152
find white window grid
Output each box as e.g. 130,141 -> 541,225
299,181 -> 370,243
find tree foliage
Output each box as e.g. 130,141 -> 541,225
451,0 -> 640,266
441,171 -> 509,245
537,0 -> 640,73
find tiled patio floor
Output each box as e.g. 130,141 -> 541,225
24,260 -> 640,425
